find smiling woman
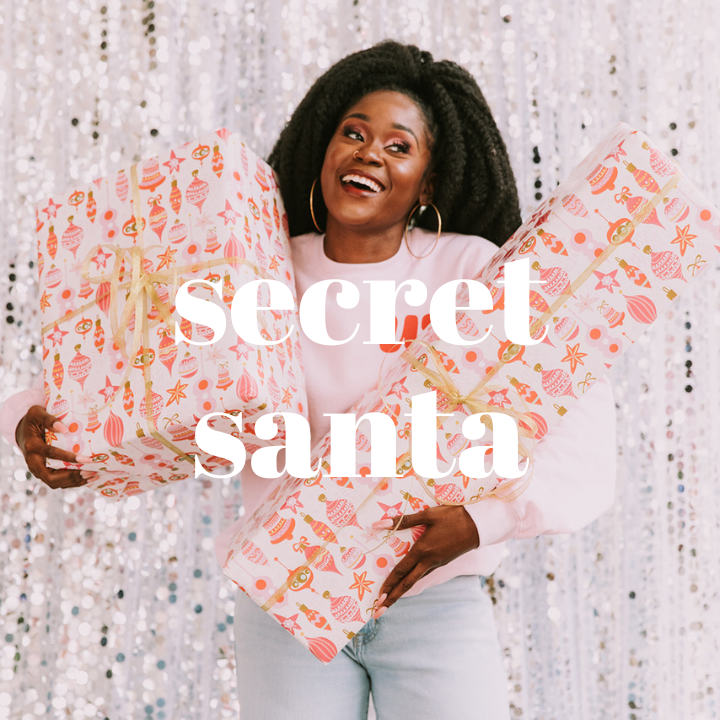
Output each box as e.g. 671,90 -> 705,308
225,40 -> 617,720
319,91 -> 436,262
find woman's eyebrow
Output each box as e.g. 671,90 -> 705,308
343,113 -> 419,146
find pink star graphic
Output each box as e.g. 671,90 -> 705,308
46,325 -> 69,347
576,293 -> 599,313
229,340 -> 251,361
98,375 -> 120,402
92,247 -> 114,270
273,613 -> 301,635
196,211 -> 214,230
217,200 -> 241,226
42,198 -> 62,219
604,140 -> 627,162
387,376 -> 409,399
162,150 -> 185,174
593,269 -> 620,293
281,491 -> 304,514
377,502 -> 403,521
76,390 -> 95,408
487,388 -> 511,408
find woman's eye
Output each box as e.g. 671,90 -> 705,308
342,126 -> 364,141
387,141 -> 411,154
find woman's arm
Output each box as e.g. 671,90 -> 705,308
463,375 -> 616,545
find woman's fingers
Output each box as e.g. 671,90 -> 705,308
373,506 -> 481,615
25,454 -> 90,489
18,405 -> 93,488
374,557 -> 428,615
372,509 -> 429,532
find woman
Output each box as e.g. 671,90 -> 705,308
2,41 -> 616,720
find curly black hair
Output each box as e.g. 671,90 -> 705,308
268,41 -> 521,247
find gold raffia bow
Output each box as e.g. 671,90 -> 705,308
41,162 -> 277,466
260,166 -> 686,613
374,339 -> 537,507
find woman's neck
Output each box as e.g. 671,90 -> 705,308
323,221 -> 404,263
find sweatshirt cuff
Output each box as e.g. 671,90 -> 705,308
0,384 -> 45,449
463,494 -> 521,548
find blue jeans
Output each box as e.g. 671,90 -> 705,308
233,575 -> 510,720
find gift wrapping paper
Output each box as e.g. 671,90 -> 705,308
38,130 -> 307,498
220,122 -> 720,663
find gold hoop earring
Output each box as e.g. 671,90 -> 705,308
404,202 -> 442,259
309,177 -> 323,233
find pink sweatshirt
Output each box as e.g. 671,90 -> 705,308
0,228 -> 616,598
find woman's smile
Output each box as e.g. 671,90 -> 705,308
319,89 -> 435,261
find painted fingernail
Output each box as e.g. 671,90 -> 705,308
53,422 -> 69,433
80,471 -> 99,480
75,455 -> 93,464
373,606 -> 387,620
372,519 -> 393,530
377,593 -> 387,605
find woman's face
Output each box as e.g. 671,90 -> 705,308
320,90 -> 435,238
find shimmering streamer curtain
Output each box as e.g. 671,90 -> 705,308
0,0 -> 719,718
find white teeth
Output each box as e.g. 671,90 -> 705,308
341,173 -> 382,192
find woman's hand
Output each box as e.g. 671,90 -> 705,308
372,505 -> 480,617
15,405 -> 95,489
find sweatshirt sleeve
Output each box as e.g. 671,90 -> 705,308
463,375 -> 617,547
0,376 -> 45,448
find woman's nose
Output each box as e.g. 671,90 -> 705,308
354,142 -> 382,165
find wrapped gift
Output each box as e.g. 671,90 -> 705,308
220,123 -> 720,663
39,129 -> 307,498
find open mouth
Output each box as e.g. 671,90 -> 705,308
340,173 -> 384,193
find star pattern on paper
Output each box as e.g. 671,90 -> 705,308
281,491 -> 304,515
561,343 -> 588,374
487,388 -> 512,408
98,375 -> 120,402
273,613 -> 301,635
163,151 -> 185,174
76,389 -> 95,408
604,140 -> 627,162
387,377 -> 409,399
42,198 -> 62,219
593,269 -> 621,293
268,255 -> 280,272
40,291 -> 52,311
217,200 -> 241,226
349,571 -> 374,602
166,379 -> 189,406
156,246 -> 178,271
91,246 -> 114,270
196,211 -> 214,230
575,293 -> 599,313
207,345 -> 226,365
671,224 -> 697,257
229,339 -> 251,361
46,325 -> 69,347
377,502 -> 403,521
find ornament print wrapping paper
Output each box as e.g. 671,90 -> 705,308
220,123 -> 720,663
38,130 -> 307,499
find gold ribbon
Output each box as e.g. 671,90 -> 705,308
381,339 -> 537,506
42,162 -> 277,466
259,169 -> 685,613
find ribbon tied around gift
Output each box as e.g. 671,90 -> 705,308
41,163 -> 280,466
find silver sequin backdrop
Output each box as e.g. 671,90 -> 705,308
1,1 -> 719,718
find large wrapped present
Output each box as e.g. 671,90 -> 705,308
219,123 -> 720,663
39,130 -> 307,498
